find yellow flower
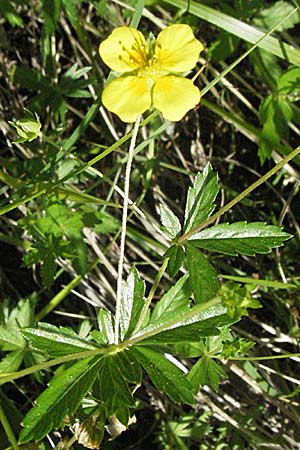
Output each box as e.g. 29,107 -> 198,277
99,24 -> 203,122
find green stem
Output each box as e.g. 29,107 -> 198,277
0,348 -> 107,386
223,353 -> 300,361
178,144 -> 300,243
132,256 -> 170,336
0,398 -> 20,450
115,116 -> 141,344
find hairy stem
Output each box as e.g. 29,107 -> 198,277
115,116 -> 141,343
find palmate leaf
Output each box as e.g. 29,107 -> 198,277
19,356 -> 103,443
131,346 -> 194,405
184,163 -> 219,233
187,356 -> 226,392
188,222 -> 291,255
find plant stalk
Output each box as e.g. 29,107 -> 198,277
0,398 -> 20,450
114,116 -> 141,343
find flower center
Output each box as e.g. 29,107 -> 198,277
138,64 -> 161,80
137,53 -> 167,82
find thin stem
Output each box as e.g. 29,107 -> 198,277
0,348 -> 107,386
222,353 -> 300,362
115,116 -> 141,344
0,398 -> 20,450
178,145 -> 300,243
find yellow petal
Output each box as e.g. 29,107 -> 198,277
99,27 -> 147,73
155,24 -> 203,72
153,76 -> 200,121
102,76 -> 151,122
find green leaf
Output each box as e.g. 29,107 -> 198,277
0,0 -> 23,27
13,66 -> 50,90
139,301 -> 229,344
160,203 -> 182,239
9,109 -> 41,143
0,350 -> 24,373
6,297 -> 35,329
258,94 -> 291,162
140,311 -> 234,345
277,66 -> 300,101
72,237 -> 88,276
0,327 -> 24,351
19,356 -> 103,443
61,0 -> 80,29
22,323 -> 98,358
151,274 -> 190,323
175,328 -> 232,358
41,248 -> 56,288
96,309 -> 114,344
130,0 -> 144,28
98,355 -> 136,415
114,352 -> 142,385
253,1 -> 300,32
185,244 -> 219,304
0,297 -> 39,376
120,267 -> 145,341
188,222 -> 291,256
131,346 -> 194,405
165,245 -> 185,277
184,164 -> 219,233
209,29 -> 240,61
42,0 -> 62,35
40,204 -> 85,238
187,356 -> 226,392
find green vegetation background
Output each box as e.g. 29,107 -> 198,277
0,0 -> 299,449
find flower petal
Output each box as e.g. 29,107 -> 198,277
102,76 -> 151,122
153,76 -> 200,121
155,24 -> 203,72
99,27 -> 147,73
